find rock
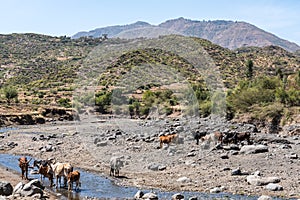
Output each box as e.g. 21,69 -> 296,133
254,171 -> 261,176
20,186 -> 43,197
45,144 -> 54,152
13,179 -> 44,198
0,181 -> 13,196
23,179 -> 44,191
231,168 -> 242,176
13,182 -> 24,195
97,141 -> 108,147
220,153 -> 229,159
265,183 -> 283,191
229,144 -> 240,150
288,153 -> 298,159
107,136 -> 116,140
175,126 -> 184,132
258,195 -> 273,200
148,164 -> 159,171
187,152 -> 197,157
240,145 -> 268,154
229,150 -> 239,155
176,176 -> 191,183
142,192 -> 158,200
134,190 -> 144,199
158,165 -> 167,171
222,167 -> 231,171
280,144 -> 292,149
210,187 -> 222,193
246,175 -> 280,186
172,193 -> 184,199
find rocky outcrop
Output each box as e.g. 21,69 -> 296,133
12,179 -> 44,199
0,107 -> 79,127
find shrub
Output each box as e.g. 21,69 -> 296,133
3,86 -> 18,104
57,98 -> 72,108
95,91 -> 112,113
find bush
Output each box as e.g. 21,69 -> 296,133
57,98 -> 72,108
3,86 -> 18,104
199,100 -> 211,117
95,91 -> 112,113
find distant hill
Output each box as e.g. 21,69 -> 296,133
72,17 -> 300,52
1,33 -> 299,126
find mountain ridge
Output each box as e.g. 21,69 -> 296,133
72,17 -> 300,52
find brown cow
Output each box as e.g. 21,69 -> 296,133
159,134 -> 178,148
223,132 -> 251,144
234,132 -> 251,144
18,157 -> 32,180
38,164 -> 54,187
67,170 -> 81,191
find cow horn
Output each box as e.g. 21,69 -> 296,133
26,158 -> 32,164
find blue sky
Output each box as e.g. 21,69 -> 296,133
1,0 -> 299,45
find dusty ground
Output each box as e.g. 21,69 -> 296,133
0,116 -> 299,199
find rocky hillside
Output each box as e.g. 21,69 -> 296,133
72,17 -> 300,52
0,34 -> 299,131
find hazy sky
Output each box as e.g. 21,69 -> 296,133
1,0 -> 299,45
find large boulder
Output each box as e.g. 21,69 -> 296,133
258,195 -> 273,200
0,181 -> 13,196
265,183 -> 283,191
239,145 -> 268,154
13,179 -> 44,198
246,175 -> 280,186
142,192 -> 158,200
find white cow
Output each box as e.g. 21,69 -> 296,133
109,156 -> 124,177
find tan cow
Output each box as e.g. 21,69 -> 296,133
49,159 -> 73,188
201,131 -> 223,145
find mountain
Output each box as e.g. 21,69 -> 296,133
1,34 -> 299,126
72,18 -> 300,52
72,21 -> 152,39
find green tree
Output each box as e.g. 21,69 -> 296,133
95,91 -> 112,113
245,60 -> 254,79
3,86 -> 18,104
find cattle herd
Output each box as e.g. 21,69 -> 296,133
18,157 -> 81,192
17,130 -> 253,195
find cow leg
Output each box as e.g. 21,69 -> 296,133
21,169 -> 25,180
55,176 -> 59,188
25,169 -> 28,180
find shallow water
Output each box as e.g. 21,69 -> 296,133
0,127 -> 18,133
0,154 -> 293,200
